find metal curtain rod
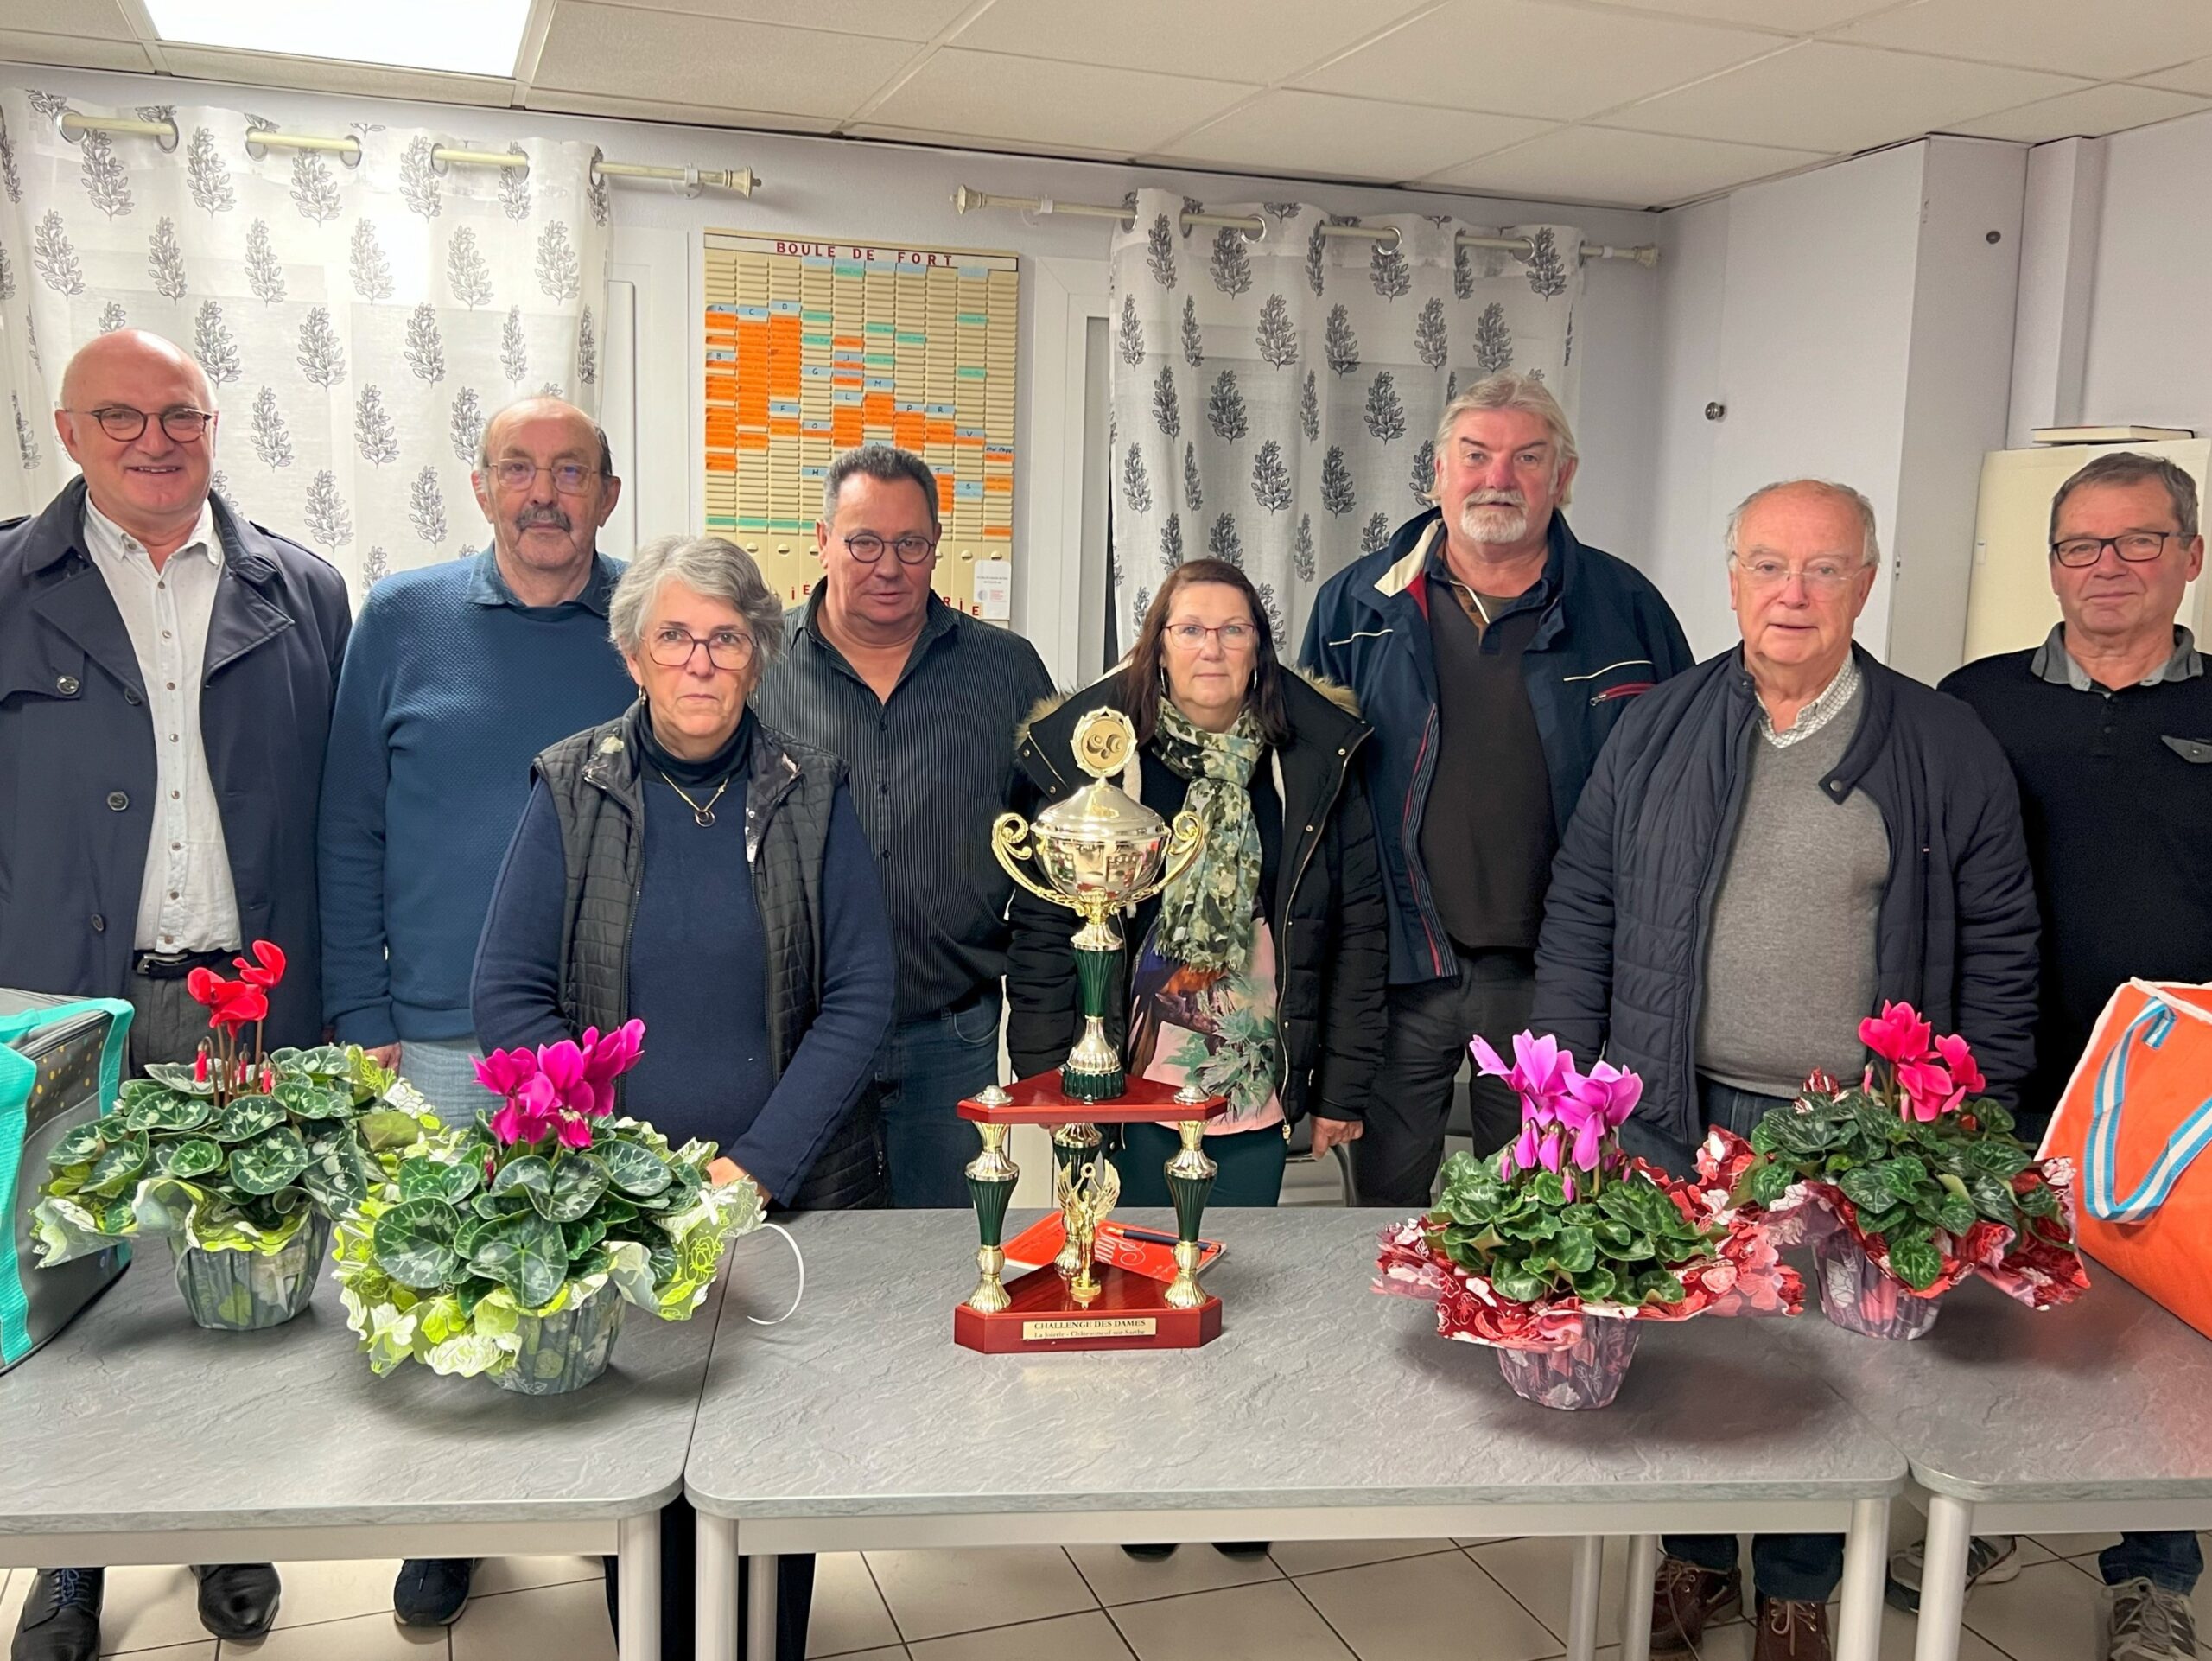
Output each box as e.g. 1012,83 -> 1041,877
952,183 -> 1657,267
56,111 -> 758,197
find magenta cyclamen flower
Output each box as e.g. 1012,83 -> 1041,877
474,1045 -> 539,1099
477,1023 -> 651,1148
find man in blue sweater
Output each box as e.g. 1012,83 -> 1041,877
314,395 -> 633,1628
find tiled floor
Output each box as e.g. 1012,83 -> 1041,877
2,1532 -> 2203,1660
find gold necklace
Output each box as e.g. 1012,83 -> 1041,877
656,767 -> 734,828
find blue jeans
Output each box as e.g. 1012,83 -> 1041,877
1664,1075 -> 1843,1601
2103,1532 -> 2202,1594
876,993 -> 1002,1208
400,1035 -> 494,1130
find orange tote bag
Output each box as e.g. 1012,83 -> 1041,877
2041,980 -> 2212,1339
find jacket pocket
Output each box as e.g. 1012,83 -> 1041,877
2162,735 -> 2212,765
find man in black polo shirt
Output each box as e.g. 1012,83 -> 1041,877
751,444 -> 1052,1207
1901,450 -> 2207,1661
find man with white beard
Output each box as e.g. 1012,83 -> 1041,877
1301,372 -> 1693,1206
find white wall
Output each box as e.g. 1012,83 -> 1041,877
2073,108 -> 2212,435
13,64 -> 1665,684
1640,137 -> 2026,681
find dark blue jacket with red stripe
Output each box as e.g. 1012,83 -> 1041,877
1300,509 -> 1693,985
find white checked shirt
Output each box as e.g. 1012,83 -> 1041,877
79,496 -> 242,953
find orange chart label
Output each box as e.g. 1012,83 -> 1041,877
703,229 -> 1019,614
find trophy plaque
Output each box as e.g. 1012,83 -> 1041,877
955,709 -> 1230,1354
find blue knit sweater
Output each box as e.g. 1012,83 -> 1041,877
316,550 -> 635,1046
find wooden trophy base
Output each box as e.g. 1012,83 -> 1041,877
954,1262 -> 1223,1353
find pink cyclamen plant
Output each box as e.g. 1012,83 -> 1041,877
1472,1034 -> 1645,1200
474,1020 -> 646,1149
1855,1001 -> 1984,1124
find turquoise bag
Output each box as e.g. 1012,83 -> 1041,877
0,990 -> 133,1371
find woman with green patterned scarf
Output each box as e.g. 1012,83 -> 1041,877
1007,560 -> 1391,1211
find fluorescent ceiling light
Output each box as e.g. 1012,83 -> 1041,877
143,0 -> 531,79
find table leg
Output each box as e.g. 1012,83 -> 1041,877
1622,1533 -> 1660,1661
746,1551 -> 779,1661
617,1511 -> 660,1661
1910,1496 -> 1974,1661
1835,1496 -> 1890,1661
696,1511 -> 738,1661
1567,1535 -> 1605,1661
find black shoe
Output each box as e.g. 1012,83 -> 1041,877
11,1567 -> 102,1661
1213,1543 -> 1270,1557
1120,1543 -> 1179,1562
394,1559 -> 478,1627
191,1562 -> 280,1640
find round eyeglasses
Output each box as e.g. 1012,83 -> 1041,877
70,405 -> 214,443
645,627 -> 755,670
842,533 -> 938,566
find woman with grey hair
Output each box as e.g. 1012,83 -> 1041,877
472,534 -> 894,1658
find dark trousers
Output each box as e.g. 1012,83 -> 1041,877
2102,1531 -> 2202,1594
125,968 -> 212,1071
1113,1121 -> 1288,1207
604,1496 -> 814,1661
1353,948 -> 1534,1206
877,993 -> 1003,1208
1663,1076 -> 1841,1601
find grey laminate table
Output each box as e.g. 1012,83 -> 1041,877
1758,1270 -> 2212,1661
0,1249 -> 723,1661
688,1210 -> 1906,1661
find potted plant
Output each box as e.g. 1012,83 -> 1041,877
29,942 -> 435,1330
1376,1034 -> 1801,1410
1730,1002 -> 2089,1340
332,1020 -> 768,1394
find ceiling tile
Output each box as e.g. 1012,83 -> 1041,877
0,0 -> 133,38
1943,81 -> 2212,142
2137,55 -> 2212,96
1578,0 -> 1902,30
557,0 -> 972,40
1834,0 -> 2212,81
0,31 -> 152,73
1421,124 -> 1826,206
1597,40 -> 2086,152
951,0 -> 1433,83
526,87 -> 842,133
535,3 -> 918,118
1159,91 -> 1551,182
154,46 -> 514,102
866,48 -> 1255,154
1295,0 -> 1780,121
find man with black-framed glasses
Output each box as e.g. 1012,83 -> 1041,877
751,443 -> 1052,1207
1921,451 -> 2208,1661
3,333 -> 351,1661
315,394 -> 633,1627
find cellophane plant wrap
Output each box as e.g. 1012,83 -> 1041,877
1376,1033 -> 1802,1352
32,942 -> 435,1261
333,1020 -> 765,1379
1729,1002 -> 2088,1308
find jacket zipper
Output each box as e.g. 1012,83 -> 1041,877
1275,729 -> 1367,1103
1402,704 -> 1451,977
1680,703 -> 1758,1123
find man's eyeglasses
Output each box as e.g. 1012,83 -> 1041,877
842,533 -> 938,566
1732,555 -> 1861,594
645,626 -> 755,671
70,405 -> 214,443
492,460 -> 601,496
1165,621 -> 1258,649
2050,531 -> 2177,568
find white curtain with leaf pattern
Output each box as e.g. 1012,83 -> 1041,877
1108,188 -> 1584,646
0,85 -> 607,598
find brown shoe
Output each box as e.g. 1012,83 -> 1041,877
1752,1595 -> 1832,1661
1651,1557 -> 1743,1655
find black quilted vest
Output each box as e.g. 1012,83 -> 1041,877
531,702 -> 885,1210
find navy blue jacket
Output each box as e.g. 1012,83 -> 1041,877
0,480 -> 351,1046
1531,646 -> 2042,1149
1300,510 -> 1693,984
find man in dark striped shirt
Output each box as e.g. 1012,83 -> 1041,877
751,444 -> 1053,1207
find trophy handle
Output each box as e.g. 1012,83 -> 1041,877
992,811 -> 1082,913
1119,809 -> 1205,910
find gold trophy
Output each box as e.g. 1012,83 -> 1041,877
990,708 -> 1203,1101
953,710 -> 1230,1354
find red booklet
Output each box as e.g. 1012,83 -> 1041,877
1003,1215 -> 1225,1286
